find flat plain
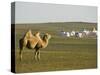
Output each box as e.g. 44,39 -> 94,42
15,22 -> 97,73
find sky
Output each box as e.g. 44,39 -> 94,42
14,2 -> 97,24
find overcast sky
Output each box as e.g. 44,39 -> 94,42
15,2 -> 97,23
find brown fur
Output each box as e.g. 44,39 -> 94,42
19,30 -> 51,61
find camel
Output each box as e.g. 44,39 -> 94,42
34,33 -> 51,60
19,30 -> 51,61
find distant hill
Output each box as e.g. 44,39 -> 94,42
15,22 -> 97,35
16,22 -> 97,25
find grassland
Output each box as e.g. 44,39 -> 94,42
15,22 -> 97,73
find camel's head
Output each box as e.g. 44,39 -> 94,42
43,33 -> 51,40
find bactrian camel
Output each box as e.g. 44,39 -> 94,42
19,29 -> 51,61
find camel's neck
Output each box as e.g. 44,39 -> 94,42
41,38 -> 49,48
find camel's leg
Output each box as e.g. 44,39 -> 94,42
34,48 -> 40,61
34,50 -> 37,61
37,50 -> 40,61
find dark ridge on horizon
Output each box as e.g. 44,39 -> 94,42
15,21 -> 97,25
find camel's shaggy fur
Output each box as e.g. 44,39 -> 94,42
19,30 -> 51,61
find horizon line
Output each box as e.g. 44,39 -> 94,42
13,21 -> 97,24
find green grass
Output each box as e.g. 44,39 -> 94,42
15,22 -> 97,73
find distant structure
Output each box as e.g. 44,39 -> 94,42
92,27 -> 97,34
59,27 -> 97,38
70,31 -> 75,36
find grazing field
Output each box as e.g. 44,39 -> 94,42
15,22 -> 97,73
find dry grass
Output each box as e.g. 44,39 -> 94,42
15,22 -> 97,73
